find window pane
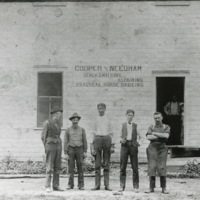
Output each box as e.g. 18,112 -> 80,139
50,97 -> 62,111
37,97 -> 50,127
38,73 -> 62,96
51,97 -> 63,126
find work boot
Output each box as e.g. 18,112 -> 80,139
145,188 -> 154,193
66,185 -> 73,190
162,188 -> 169,194
53,186 -> 64,191
91,186 -> 100,190
45,187 -> 51,193
118,187 -> 125,192
105,186 -> 112,191
134,188 -> 139,193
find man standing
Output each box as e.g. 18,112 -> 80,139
91,103 -> 114,191
164,95 -> 181,145
180,103 -> 184,145
41,106 -> 63,192
145,112 -> 170,194
64,113 -> 87,190
118,109 -> 142,193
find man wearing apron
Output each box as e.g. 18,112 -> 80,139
145,112 -> 170,194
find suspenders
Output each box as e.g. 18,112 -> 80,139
152,124 -> 166,130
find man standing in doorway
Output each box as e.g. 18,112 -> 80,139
145,112 -> 170,194
91,103 -> 114,191
41,106 -> 63,192
180,103 -> 184,145
164,95 -> 181,144
118,109 -> 142,193
64,113 -> 88,190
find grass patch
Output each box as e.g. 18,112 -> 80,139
0,153 -> 94,175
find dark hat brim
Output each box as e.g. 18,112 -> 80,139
69,116 -> 81,121
51,109 -> 63,114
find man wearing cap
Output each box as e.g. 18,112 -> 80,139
64,113 -> 87,190
118,109 -> 142,193
91,103 -> 114,191
145,112 -> 170,194
41,106 -> 63,192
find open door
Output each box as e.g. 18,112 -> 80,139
156,77 -> 184,145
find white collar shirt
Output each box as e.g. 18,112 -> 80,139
94,115 -> 113,136
126,122 -> 133,140
170,102 -> 179,115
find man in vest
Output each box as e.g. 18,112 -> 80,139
145,112 -> 170,194
118,109 -> 142,193
164,95 -> 181,145
64,113 -> 87,190
41,106 -> 63,192
90,103 -> 114,191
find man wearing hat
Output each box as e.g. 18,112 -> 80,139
41,106 -> 63,192
64,113 -> 88,190
91,103 -> 114,191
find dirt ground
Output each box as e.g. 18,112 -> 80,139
0,172 -> 200,200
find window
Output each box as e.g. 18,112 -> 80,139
37,72 -> 63,127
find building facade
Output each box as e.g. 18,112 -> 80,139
0,1 -> 199,161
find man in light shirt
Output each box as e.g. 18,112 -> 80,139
118,109 -> 142,193
91,103 -> 114,191
164,95 -> 181,116
164,95 -> 182,145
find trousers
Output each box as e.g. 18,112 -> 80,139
68,146 -> 84,188
120,141 -> 139,189
93,135 -> 111,188
149,176 -> 167,188
146,142 -> 168,176
45,142 -> 62,188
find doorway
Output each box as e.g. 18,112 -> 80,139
156,77 -> 185,145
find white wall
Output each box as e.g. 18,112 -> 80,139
0,2 -> 199,161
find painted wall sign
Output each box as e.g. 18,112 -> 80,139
74,65 -> 143,87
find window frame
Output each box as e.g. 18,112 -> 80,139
37,71 -> 63,128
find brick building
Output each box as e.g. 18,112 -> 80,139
0,1 -> 199,162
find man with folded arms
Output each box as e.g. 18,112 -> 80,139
64,113 -> 87,190
145,112 -> 170,194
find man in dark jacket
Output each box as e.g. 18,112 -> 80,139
145,112 -> 170,194
41,106 -> 63,192
118,109 -> 142,193
64,113 -> 87,190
